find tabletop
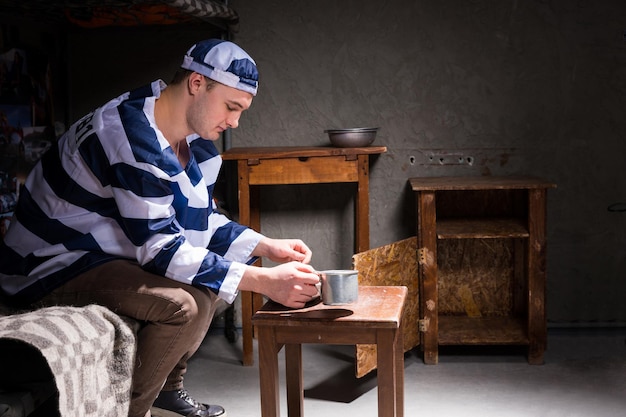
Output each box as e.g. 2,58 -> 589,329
222,146 -> 387,160
409,176 -> 556,191
252,286 -> 407,328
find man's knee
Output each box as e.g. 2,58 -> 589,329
173,285 -> 214,325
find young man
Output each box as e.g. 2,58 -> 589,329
0,39 -> 321,417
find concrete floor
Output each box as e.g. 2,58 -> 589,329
184,326 -> 626,417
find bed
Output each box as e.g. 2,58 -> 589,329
0,0 -> 239,32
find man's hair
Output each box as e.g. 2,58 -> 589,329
170,69 -> 191,85
170,69 -> 218,90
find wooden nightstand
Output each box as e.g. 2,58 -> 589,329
222,146 -> 386,365
409,176 -> 556,365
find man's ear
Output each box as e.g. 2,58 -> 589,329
187,72 -> 204,95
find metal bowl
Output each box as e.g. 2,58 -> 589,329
324,127 -> 379,148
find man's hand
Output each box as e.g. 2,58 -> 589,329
252,237 -> 313,264
239,261 -> 320,308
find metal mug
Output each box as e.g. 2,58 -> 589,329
318,270 -> 359,305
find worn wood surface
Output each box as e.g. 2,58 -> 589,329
527,188 -> 548,364
417,190 -> 439,364
437,239 -> 514,317
222,146 -> 387,161
437,218 -> 529,239
252,286 -> 406,327
438,316 -> 528,345
245,156 -> 359,185
352,237 -> 420,378
409,176 -> 557,191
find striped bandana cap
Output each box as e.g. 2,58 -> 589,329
181,39 -> 258,96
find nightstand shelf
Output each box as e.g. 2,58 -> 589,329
437,218 -> 529,239
438,316 -> 528,345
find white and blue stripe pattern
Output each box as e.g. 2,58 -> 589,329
0,79 -> 262,307
181,39 -> 259,95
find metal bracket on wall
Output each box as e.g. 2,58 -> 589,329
425,151 -> 474,166
404,148 -> 517,168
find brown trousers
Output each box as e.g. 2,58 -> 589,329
39,259 -> 220,417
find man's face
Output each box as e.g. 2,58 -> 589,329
188,78 -> 253,140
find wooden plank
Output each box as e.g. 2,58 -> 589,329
355,154 -> 370,252
437,239 -> 514,317
376,328 -> 398,417
257,327 -> 281,417
247,156 -> 358,185
418,191 -> 439,364
252,286 -> 406,327
222,146 -> 387,160
237,159 -> 255,367
409,176 -> 556,191
437,218 -> 529,239
527,188 -> 547,364
352,237 -> 419,378
237,159 -> 251,226
512,238 -> 527,316
275,327 -> 378,345
438,316 -> 528,345
285,344 -> 303,417
395,325 -> 404,417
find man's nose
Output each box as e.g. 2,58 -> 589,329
226,114 -> 240,129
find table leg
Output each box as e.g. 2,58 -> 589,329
355,155 -> 370,253
377,328 -> 398,417
395,327 -> 404,417
285,344 -> 303,417
237,160 -> 255,366
257,327 -> 281,417
250,189 -> 263,308
241,291 -> 254,366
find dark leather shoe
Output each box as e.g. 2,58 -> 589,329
151,389 -> 226,417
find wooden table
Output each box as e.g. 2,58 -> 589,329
409,176 -> 556,365
222,146 -> 386,365
252,285 -> 407,417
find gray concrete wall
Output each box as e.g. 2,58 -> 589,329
64,1 -> 626,325
225,0 -> 626,325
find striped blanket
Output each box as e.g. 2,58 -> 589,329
0,304 -> 136,417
